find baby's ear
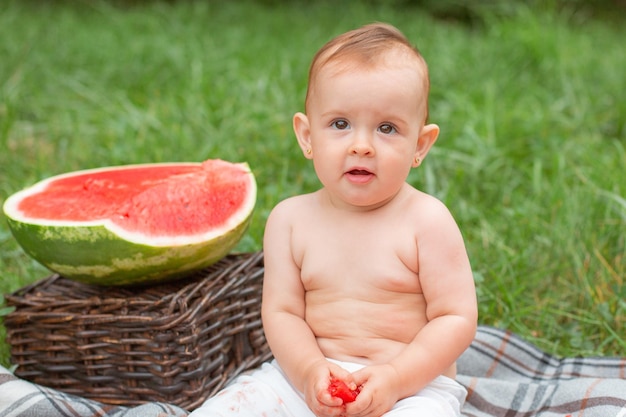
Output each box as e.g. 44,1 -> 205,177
293,112 -> 313,159
412,123 -> 439,167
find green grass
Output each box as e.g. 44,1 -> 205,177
1,0 -> 624,367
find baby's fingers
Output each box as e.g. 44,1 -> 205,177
345,392 -> 378,417
328,363 -> 356,385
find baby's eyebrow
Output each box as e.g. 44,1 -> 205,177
319,110 -> 348,119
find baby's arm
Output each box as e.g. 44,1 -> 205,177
261,200 -> 351,416
350,197 -> 478,416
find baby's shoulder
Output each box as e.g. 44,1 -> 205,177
401,190 -> 464,242
267,193 -> 317,222
273,193 -> 315,211
405,187 -> 449,212
402,187 -> 458,225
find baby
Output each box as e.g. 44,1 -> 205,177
190,22 -> 477,417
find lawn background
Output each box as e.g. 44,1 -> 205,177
1,0 -> 624,368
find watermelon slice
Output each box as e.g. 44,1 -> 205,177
3,159 -> 256,286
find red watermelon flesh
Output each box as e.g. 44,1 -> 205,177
15,160 -> 249,238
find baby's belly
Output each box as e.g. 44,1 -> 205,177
316,334 -> 409,364
315,334 -> 457,379
306,296 -> 457,378
306,291 -> 427,341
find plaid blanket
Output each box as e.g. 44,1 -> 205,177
458,326 -> 625,417
1,326 -> 624,416
0,369 -> 186,417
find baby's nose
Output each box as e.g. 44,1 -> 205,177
349,133 -> 375,156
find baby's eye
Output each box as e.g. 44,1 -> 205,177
331,119 -> 350,130
378,123 -> 397,134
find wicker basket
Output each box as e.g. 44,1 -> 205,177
3,251 -> 273,411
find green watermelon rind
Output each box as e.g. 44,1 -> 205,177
3,162 -> 256,286
4,216 -> 252,286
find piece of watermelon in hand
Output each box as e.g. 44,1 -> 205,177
328,377 -> 360,403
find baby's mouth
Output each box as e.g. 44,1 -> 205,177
347,169 -> 372,176
345,168 -> 375,184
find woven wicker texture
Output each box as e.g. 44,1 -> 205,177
4,251 -> 272,411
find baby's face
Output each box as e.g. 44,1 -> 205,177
305,61 -> 428,209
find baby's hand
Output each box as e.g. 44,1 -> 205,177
344,364 -> 400,417
302,360 -> 355,417
328,376 -> 360,403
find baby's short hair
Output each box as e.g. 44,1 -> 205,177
305,23 -> 430,119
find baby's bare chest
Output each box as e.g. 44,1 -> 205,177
295,226 -> 421,294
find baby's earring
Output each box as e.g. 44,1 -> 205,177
306,148 -> 312,155
414,157 -> 420,165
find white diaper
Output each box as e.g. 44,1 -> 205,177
189,359 -> 466,417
